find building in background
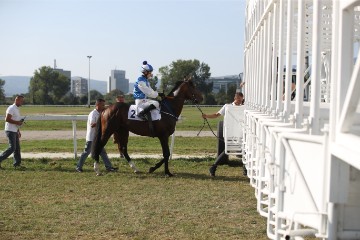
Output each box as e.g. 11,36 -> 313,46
108,70 -> 129,93
52,59 -> 71,90
207,74 -> 243,94
71,76 -> 88,97
54,68 -> 71,80
52,59 -> 74,100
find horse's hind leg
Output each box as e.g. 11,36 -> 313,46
117,130 -> 139,173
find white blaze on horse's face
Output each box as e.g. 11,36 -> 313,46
173,88 -> 180,96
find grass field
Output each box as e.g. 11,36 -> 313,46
0,105 -> 270,239
0,158 -> 268,240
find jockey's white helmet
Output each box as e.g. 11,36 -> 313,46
141,61 -> 153,73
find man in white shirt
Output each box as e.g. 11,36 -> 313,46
202,92 -> 245,177
76,99 -> 117,173
0,95 -> 25,169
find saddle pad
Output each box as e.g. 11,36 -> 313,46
128,105 -> 161,121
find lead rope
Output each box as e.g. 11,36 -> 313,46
193,102 -> 224,142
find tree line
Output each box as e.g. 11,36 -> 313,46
0,59 -> 239,105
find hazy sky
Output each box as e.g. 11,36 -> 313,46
0,0 -> 245,83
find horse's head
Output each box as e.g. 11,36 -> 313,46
172,79 -> 203,104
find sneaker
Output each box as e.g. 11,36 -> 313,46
209,165 -> 217,177
106,167 -> 118,172
76,167 -> 83,173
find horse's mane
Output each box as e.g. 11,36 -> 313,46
167,81 -> 183,96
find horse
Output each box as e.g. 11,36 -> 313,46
91,79 -> 203,177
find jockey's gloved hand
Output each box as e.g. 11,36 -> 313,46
158,92 -> 166,99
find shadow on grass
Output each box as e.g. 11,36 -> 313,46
173,171 -> 249,182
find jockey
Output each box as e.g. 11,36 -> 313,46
133,60 -> 165,120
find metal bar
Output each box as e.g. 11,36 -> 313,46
276,0 -> 285,115
284,0 -> 293,121
295,0 -> 306,128
309,0 -> 322,135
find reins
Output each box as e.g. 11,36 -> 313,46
159,97 -> 178,121
192,95 -> 224,142
162,81 -> 224,142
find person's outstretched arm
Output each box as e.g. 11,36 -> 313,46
202,112 -> 221,119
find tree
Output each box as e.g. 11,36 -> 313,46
215,88 -> 227,105
90,90 -> 104,104
80,95 -> 88,105
60,92 -> 79,105
205,93 -> 217,105
226,84 -> 237,103
29,66 -> 70,104
158,59 -> 212,100
104,89 -> 124,104
0,79 -> 6,104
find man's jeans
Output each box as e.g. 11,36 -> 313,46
76,141 -> 112,169
0,131 -> 21,166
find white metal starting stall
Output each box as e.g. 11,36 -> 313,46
222,0 -> 360,239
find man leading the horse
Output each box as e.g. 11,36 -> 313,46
133,61 -> 165,121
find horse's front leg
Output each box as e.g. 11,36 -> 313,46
149,136 -> 173,177
120,144 -> 139,173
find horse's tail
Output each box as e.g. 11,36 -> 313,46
91,115 -> 103,161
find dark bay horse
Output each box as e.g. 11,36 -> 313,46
91,79 -> 203,176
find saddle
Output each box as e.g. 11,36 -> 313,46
127,105 -> 161,137
127,105 -> 161,121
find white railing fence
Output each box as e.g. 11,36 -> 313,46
0,115 -> 87,158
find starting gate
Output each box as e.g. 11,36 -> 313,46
223,0 -> 360,239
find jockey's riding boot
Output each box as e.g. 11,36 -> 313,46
138,104 -> 156,120
145,111 -> 155,137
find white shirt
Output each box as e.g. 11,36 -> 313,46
217,102 -> 241,116
5,104 -> 22,132
85,109 -> 100,141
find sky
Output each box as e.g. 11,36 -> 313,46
0,0 -> 245,83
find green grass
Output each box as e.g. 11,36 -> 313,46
0,105 -> 270,239
20,136 -> 218,155
0,105 -> 221,131
0,158 -> 268,240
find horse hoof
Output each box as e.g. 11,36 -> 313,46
165,172 -> 174,177
149,167 -> 156,173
